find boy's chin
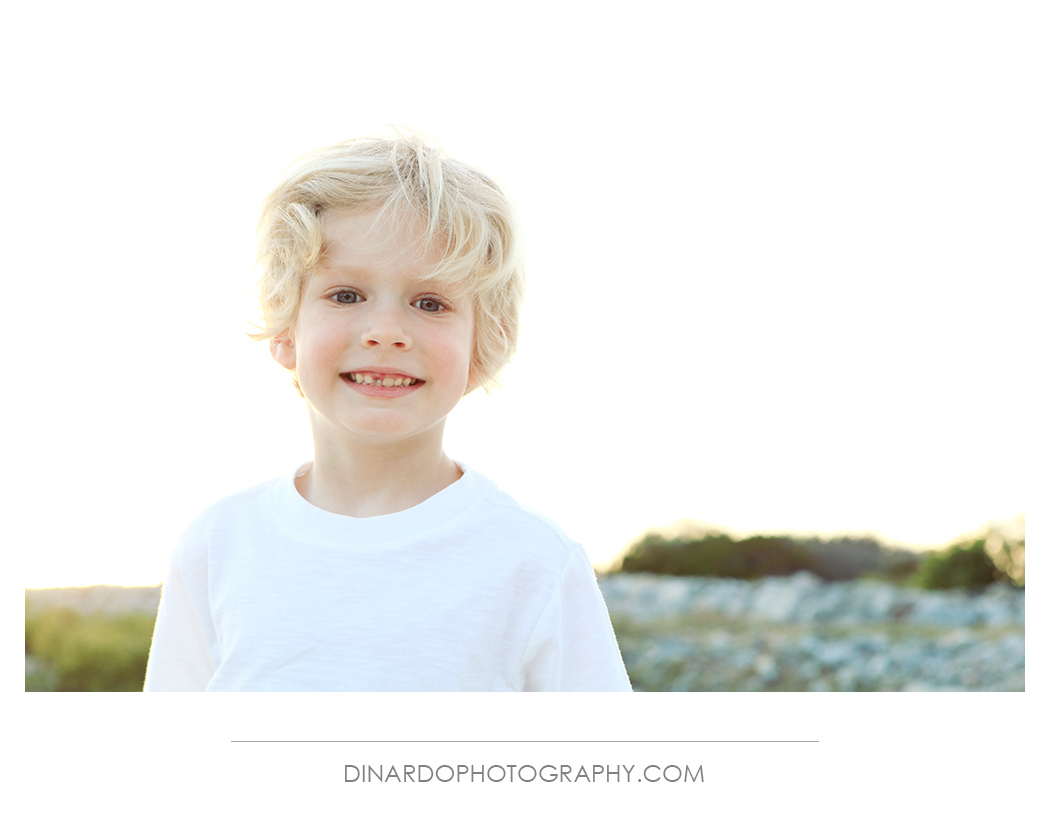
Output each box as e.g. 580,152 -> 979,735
322,418 -> 451,447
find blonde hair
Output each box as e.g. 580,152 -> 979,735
251,128 -> 525,392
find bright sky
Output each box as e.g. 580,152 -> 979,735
11,3 -> 1035,588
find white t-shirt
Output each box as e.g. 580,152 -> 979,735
144,464 -> 632,691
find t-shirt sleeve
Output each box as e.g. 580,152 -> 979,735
143,536 -> 216,692
521,546 -> 633,692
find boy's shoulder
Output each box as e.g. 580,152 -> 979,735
187,476 -> 278,527
468,468 -> 586,562
172,476 -> 280,558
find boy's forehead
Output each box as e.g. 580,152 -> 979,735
311,210 -> 468,294
322,207 -> 430,251
320,208 -> 446,270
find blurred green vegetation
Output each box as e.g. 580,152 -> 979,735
616,521 -> 1024,590
25,602 -> 155,692
915,537 -> 1025,590
617,530 -> 921,582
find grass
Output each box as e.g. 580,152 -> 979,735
25,602 -> 156,692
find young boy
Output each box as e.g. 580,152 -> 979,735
144,129 -> 631,691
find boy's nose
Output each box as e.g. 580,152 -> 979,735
362,306 -> 412,349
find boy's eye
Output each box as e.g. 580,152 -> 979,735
413,297 -> 445,313
331,290 -> 362,305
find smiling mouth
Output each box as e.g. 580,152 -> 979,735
342,372 -> 422,388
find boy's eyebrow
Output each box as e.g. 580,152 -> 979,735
313,262 -> 374,280
312,263 -> 460,296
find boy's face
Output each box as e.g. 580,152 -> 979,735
271,209 -> 474,450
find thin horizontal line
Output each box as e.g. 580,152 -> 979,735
231,740 -> 819,744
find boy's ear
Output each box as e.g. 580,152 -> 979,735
270,330 -> 297,371
464,365 -> 483,395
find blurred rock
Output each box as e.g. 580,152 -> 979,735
600,573 -> 1024,691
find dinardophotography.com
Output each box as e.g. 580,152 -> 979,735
344,763 -> 703,784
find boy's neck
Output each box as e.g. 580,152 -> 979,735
296,433 -> 462,518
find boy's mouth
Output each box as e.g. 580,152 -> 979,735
342,372 -> 422,388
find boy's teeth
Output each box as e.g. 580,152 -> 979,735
351,373 -> 415,387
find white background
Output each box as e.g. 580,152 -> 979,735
9,1 -> 1035,589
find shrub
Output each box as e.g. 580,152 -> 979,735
25,604 -> 155,692
797,536 -> 920,582
914,539 -> 1000,590
619,533 -> 814,579
620,533 -> 733,576
615,520 -> 1019,588
618,529 -> 923,582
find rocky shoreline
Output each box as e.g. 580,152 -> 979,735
598,572 -> 1024,691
